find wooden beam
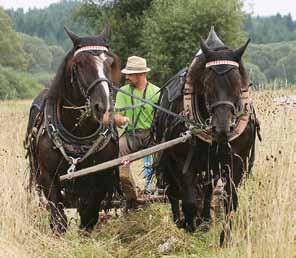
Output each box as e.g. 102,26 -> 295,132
60,131 -> 192,182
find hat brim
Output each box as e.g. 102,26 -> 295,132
121,68 -> 151,74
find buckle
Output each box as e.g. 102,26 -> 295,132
67,157 -> 80,174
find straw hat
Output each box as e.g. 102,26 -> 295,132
121,56 -> 151,74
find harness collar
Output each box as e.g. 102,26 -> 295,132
206,60 -> 239,68
74,45 -> 108,56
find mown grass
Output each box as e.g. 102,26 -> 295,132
0,88 -> 295,258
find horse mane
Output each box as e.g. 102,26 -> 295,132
47,49 -> 75,101
107,51 -> 121,84
46,49 -> 121,102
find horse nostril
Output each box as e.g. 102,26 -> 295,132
94,103 -> 104,114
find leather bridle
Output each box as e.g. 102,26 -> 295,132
204,61 -> 243,118
71,58 -> 113,101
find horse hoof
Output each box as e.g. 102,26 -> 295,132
185,224 -> 195,233
175,218 -> 185,229
220,226 -> 231,247
51,223 -> 67,236
197,220 -> 211,232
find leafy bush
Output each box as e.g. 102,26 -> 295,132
245,62 -> 267,86
0,65 -> 42,99
31,72 -> 54,88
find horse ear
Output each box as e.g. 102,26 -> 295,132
234,38 -> 251,61
200,38 -> 211,59
64,26 -> 79,46
99,23 -> 110,41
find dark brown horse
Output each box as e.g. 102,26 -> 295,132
154,28 -> 259,245
25,26 -> 121,234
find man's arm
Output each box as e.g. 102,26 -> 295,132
114,91 -> 130,127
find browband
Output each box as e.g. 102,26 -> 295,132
74,45 -> 108,56
206,60 -> 239,68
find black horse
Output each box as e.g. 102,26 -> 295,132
154,28 -> 259,244
25,26 -> 122,234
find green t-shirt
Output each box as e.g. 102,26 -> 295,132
115,82 -> 160,132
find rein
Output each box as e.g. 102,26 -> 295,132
111,85 -> 206,131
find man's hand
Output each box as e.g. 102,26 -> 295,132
114,114 -> 129,127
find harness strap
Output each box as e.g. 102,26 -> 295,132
182,146 -> 195,174
130,84 -> 148,134
49,124 -> 73,164
49,123 -> 111,173
210,100 -> 236,114
78,129 -> 110,163
183,58 -> 198,116
86,78 -> 112,96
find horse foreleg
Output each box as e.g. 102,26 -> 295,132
220,178 -> 238,247
78,194 -> 104,232
198,183 -> 213,232
39,170 -> 67,235
168,193 -> 181,227
181,172 -> 197,233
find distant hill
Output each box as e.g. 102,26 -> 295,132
246,40 -> 296,84
244,14 -> 296,44
5,1 -> 296,86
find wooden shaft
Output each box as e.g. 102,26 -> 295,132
60,131 -> 192,182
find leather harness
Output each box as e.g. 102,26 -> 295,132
26,45 -> 116,174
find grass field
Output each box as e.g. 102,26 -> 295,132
0,88 -> 295,258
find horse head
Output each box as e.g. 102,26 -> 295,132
63,25 -> 121,124
197,35 -> 250,143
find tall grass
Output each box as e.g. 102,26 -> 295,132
0,87 -> 295,257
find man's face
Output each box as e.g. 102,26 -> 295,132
125,73 -> 140,86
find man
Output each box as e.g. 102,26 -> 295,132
114,56 -> 160,207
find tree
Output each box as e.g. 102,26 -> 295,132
247,41 -> 296,83
243,14 -> 296,44
7,1 -> 87,50
77,0 -> 153,62
20,33 -> 53,73
276,53 -> 296,83
49,45 -> 66,72
0,7 -> 27,70
141,0 -> 245,84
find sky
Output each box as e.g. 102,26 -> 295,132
244,0 -> 296,19
0,0 -> 296,19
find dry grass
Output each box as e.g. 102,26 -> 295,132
0,88 -> 295,258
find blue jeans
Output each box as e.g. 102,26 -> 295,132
144,155 -> 153,193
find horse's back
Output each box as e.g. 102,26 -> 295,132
154,68 -> 187,141
26,88 -> 48,136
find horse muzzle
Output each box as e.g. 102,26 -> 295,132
211,116 -> 236,143
91,102 -> 107,123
